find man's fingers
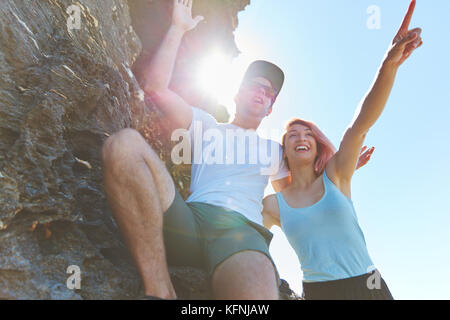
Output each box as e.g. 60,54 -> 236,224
360,147 -> 374,160
399,0 -> 416,33
365,147 -> 375,157
194,15 -> 204,24
360,146 -> 368,155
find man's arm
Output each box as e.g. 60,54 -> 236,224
143,0 -> 204,130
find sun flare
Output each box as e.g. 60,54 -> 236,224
196,49 -> 238,109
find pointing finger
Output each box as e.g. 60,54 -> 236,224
398,0 -> 416,33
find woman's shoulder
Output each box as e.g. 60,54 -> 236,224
262,194 -> 281,228
262,194 -> 280,217
324,161 -> 352,199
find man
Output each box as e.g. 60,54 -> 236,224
101,0 -> 371,299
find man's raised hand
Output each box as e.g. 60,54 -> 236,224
385,0 -> 423,67
172,0 -> 204,32
356,146 -> 375,170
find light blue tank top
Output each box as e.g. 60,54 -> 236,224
277,169 -> 375,283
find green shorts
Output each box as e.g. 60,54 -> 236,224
163,189 -> 280,285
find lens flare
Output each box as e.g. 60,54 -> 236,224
196,49 -> 235,106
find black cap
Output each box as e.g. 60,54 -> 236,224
241,60 -> 285,99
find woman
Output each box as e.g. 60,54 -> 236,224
262,0 -> 422,300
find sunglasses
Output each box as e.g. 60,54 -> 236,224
242,81 -> 277,100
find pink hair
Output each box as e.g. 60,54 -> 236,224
281,118 -> 337,175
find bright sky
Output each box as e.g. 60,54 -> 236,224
197,0 -> 450,299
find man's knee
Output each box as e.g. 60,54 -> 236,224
214,250 -> 277,281
212,250 -> 279,299
101,128 -> 175,211
102,128 -> 148,168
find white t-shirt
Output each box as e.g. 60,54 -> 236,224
185,107 -> 290,226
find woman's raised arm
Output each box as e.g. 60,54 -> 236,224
329,0 -> 422,188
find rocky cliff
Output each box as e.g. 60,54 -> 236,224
0,0 -> 300,300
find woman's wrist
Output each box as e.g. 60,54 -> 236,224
380,58 -> 400,75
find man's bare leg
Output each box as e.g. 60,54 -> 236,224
102,128 -> 176,299
211,251 -> 279,300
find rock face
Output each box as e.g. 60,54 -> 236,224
0,0 -> 301,300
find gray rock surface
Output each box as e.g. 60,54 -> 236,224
0,0 -> 301,300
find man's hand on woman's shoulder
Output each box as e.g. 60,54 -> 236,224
262,194 -> 281,229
